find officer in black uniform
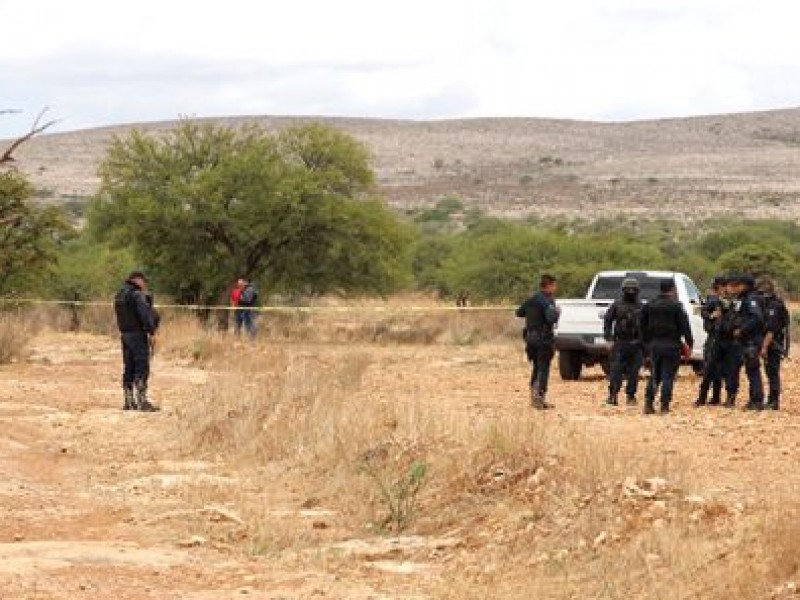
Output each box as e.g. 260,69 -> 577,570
726,274 -> 765,411
114,271 -> 160,412
640,278 -> 694,415
695,277 -> 726,407
717,278 -> 743,406
516,274 -> 561,410
757,278 -> 790,410
603,278 -> 643,407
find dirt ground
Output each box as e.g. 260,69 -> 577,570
1,331 -> 799,599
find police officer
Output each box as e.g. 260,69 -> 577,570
516,274 -> 561,410
757,278 -> 790,410
603,278 -> 643,406
640,278 -> 694,415
114,271 -> 160,412
716,278 -> 743,406
694,277 -> 726,407
726,274 -> 765,410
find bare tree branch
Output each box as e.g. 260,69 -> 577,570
1,107 -> 59,165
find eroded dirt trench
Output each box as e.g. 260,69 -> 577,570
1,332 -> 799,599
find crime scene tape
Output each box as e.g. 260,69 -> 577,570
0,297 -> 516,313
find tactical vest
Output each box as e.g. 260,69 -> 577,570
612,300 -> 641,341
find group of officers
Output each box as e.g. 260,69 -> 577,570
517,273 -> 791,414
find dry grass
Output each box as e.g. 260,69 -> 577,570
0,310 -> 38,364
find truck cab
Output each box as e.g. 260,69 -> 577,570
554,270 -> 707,380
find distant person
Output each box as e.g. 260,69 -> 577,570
516,274 -> 561,410
640,278 -> 693,415
603,278 -> 643,407
113,271 -> 160,412
694,277 -> 726,407
234,277 -> 259,339
757,278 -> 790,410
456,291 -> 470,308
716,277 -> 744,407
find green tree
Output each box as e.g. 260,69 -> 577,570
717,244 -> 793,281
91,121 -> 412,301
0,171 -> 71,294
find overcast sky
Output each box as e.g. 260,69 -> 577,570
2,0 -> 800,137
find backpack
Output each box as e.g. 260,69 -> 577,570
613,300 -> 641,340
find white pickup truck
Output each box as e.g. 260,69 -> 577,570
554,270 -> 707,380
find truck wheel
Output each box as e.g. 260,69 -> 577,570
559,350 -> 583,381
691,361 -> 704,376
600,360 -> 611,376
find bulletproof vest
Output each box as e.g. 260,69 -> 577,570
613,299 -> 641,341
645,296 -> 681,340
764,295 -> 788,340
114,284 -> 144,333
525,293 -> 556,340
718,299 -> 740,340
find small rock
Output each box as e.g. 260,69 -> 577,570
13,534 -> 24,542
178,535 -> 208,548
237,587 -> 253,595
645,553 -> 661,564
593,531 -> 608,548
312,521 -> 329,530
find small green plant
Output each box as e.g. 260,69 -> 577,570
361,458 -> 428,532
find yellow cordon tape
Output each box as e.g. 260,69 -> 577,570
0,298 -> 516,313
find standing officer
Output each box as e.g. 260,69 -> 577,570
640,278 -> 694,415
716,278 -> 743,407
695,277 -> 726,407
757,278 -> 790,410
603,278 -> 643,407
114,271 -> 160,412
516,274 -> 561,410
726,274 -> 765,411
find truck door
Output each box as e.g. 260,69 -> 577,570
681,276 -> 707,358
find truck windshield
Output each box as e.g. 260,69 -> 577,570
590,276 -> 669,301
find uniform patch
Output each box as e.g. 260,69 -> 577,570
751,300 -> 758,308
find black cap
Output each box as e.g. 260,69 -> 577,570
127,271 -> 149,282
660,278 -> 676,293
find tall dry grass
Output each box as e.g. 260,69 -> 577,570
0,310 -> 38,364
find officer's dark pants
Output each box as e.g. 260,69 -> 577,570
235,309 -> 257,339
742,343 -> 765,407
698,341 -> 723,402
609,341 -> 643,398
718,340 -> 742,397
121,332 -> 150,390
764,346 -> 783,408
645,344 -> 680,409
527,341 -> 554,396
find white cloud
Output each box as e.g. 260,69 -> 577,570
2,0 -> 800,136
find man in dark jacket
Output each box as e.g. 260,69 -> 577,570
114,271 -> 160,412
640,278 -> 694,415
727,274 -> 765,410
234,277 -> 259,340
694,276 -> 726,407
603,278 -> 643,407
516,274 -> 561,409
758,278 -> 790,410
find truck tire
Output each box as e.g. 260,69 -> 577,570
559,350 -> 583,381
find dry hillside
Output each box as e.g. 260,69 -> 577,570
7,108 -> 800,221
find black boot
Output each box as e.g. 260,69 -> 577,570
123,387 -> 136,410
744,400 -> 763,411
709,381 -> 722,405
606,392 -> 619,406
660,402 -> 671,415
135,382 -> 161,412
643,398 -> 656,415
693,397 -> 707,408
765,396 -> 780,410
626,395 -> 637,407
723,393 -> 736,408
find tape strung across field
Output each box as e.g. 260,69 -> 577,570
0,298 -> 515,313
